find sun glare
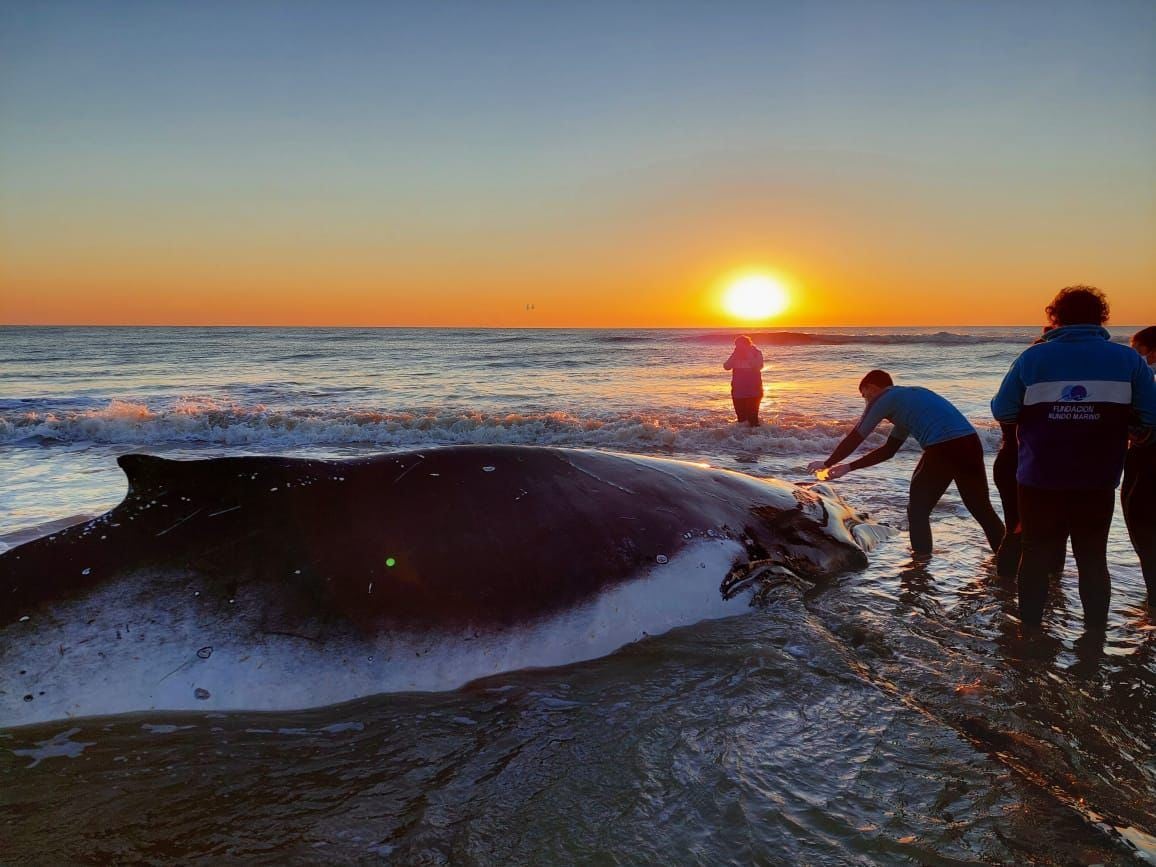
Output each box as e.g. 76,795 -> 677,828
722,274 -> 790,321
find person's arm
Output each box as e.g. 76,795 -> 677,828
815,395 -> 890,468
847,429 -> 907,471
723,352 -> 736,371
753,349 -> 764,370
991,358 -> 1025,422
822,429 -> 865,468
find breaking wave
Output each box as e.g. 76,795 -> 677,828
0,398 -> 1002,455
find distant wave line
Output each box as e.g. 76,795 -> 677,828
686,331 -> 1016,346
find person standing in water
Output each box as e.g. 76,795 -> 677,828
991,287 -> 1156,629
1123,326 -> 1156,603
807,369 -> 1004,557
993,326 -> 1055,578
724,335 -> 764,427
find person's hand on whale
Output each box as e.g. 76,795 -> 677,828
805,460 -> 827,473
811,463 -> 850,482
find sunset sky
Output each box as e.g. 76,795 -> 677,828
1,0 -> 1153,327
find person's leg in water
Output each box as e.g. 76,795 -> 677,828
1122,445 -> 1156,603
993,423 -> 1021,577
950,434 -> 1005,552
1016,485 -> 1069,628
732,396 -> 760,427
745,395 -> 762,428
1068,488 -> 1115,628
731,394 -> 748,424
907,445 -> 954,556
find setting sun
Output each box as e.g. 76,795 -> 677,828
722,274 -> 791,321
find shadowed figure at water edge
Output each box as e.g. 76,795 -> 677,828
808,369 -> 1004,557
1123,325 -> 1156,601
992,286 -> 1156,629
723,335 -> 764,427
992,421 -> 1021,577
992,326 -> 1054,578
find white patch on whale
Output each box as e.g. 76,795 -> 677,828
10,727 -> 95,767
3,539 -> 751,727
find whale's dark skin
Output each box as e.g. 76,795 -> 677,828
1,446 -> 872,633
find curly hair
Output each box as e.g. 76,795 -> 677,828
1045,285 -> 1110,327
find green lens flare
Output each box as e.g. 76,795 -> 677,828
386,557 -> 396,567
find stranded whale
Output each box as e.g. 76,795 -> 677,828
0,446 -> 891,726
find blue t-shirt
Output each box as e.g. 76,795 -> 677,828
855,386 -> 975,448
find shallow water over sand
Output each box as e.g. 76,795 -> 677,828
2,326 -> 1153,863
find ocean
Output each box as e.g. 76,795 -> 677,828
2,325 -> 1153,864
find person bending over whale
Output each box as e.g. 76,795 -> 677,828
723,335 -> 765,427
807,369 -> 1004,557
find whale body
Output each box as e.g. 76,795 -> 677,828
0,446 -> 891,726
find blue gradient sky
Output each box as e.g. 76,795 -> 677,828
2,0 -> 1153,325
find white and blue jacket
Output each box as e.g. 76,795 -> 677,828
991,325 -> 1156,489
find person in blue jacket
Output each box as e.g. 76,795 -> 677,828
723,336 -> 765,427
1123,326 -> 1156,602
991,287 -> 1156,628
807,370 -> 1004,556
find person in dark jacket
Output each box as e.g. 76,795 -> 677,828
1123,326 -> 1156,603
807,369 -> 1004,556
992,420 -> 1021,578
991,287 -> 1156,629
723,336 -> 764,426
993,327 -> 1054,578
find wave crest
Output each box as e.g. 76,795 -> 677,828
0,399 -> 1002,456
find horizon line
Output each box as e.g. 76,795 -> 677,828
0,322 -> 1109,330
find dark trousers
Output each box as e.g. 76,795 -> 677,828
1122,445 -> 1156,601
732,395 -> 761,427
1017,485 -> 1115,627
992,425 -> 1021,577
908,433 -> 1005,556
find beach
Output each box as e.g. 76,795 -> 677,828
2,325 -> 1153,863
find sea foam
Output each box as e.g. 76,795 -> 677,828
0,400 -> 1002,455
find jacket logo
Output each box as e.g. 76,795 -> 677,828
1060,384 -> 1088,401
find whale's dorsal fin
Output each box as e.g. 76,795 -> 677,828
117,454 -> 179,497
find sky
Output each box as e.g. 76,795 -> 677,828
1,0 -> 1153,327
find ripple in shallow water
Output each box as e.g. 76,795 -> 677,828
3,573 -> 1151,864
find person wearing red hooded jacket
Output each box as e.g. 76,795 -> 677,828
723,336 -> 764,427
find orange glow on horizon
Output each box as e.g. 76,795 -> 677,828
1,239 -> 1153,327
